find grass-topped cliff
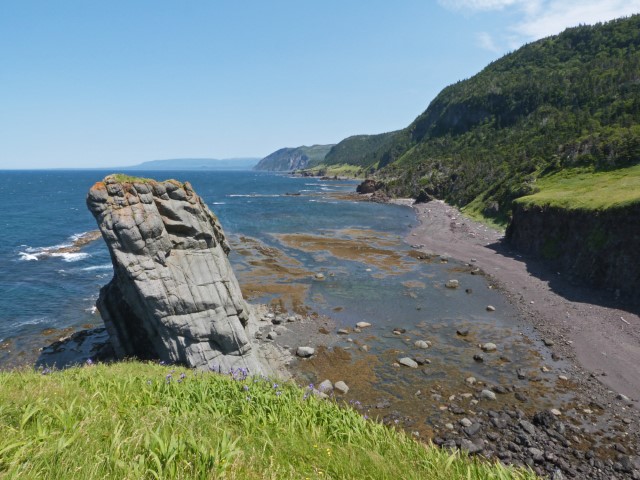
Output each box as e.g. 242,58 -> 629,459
310,15 -> 640,224
0,362 -> 534,479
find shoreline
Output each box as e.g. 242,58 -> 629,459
398,198 -> 640,407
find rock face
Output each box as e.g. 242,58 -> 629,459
506,202 -> 640,299
87,175 -> 263,373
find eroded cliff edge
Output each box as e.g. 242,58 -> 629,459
506,203 -> 640,301
87,175 -> 265,373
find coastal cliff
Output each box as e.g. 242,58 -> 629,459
253,144 -> 334,171
506,202 -> 640,299
87,174 -> 264,372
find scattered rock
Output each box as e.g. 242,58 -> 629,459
266,331 -> 278,340
334,381 -> 349,394
460,438 -> 483,454
473,354 -> 484,362
514,392 -> 528,402
414,340 -> 430,349
460,418 -> 473,428
617,393 -> 632,403
356,322 -> 371,329
465,376 -> 477,385
398,357 -> 418,368
337,329 -> 350,335
543,338 -> 555,346
481,389 -> 497,400
296,346 -> 315,358
519,419 -> 536,435
465,423 -> 482,437
314,273 -> 325,280
318,379 -> 333,394
456,328 -> 469,337
414,356 -> 428,365
482,342 -> 497,352
445,279 -> 459,289
486,305 -> 496,312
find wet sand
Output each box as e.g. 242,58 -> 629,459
402,199 -> 640,406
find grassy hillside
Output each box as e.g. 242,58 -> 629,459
0,362 -> 535,479
254,145 -> 334,171
514,163 -> 640,210
314,15 -> 640,223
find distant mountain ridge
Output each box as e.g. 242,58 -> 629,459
253,145 -> 334,171
124,158 -> 259,170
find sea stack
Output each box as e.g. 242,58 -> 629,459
87,174 -> 263,373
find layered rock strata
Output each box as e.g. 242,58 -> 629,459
87,175 -> 263,373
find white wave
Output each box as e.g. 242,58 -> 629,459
23,242 -> 71,254
51,252 -> 90,262
228,194 -> 282,198
19,252 -> 40,261
81,264 -> 112,272
70,231 -> 92,242
15,316 -> 48,327
85,306 -> 98,314
210,202 -> 226,205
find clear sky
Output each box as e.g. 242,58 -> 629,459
1,0 -> 639,169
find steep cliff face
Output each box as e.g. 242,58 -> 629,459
253,144 -> 334,171
87,175 -> 264,372
506,203 -> 640,299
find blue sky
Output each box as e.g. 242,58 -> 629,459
1,1 -> 639,168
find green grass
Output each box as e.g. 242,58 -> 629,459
461,198 -> 509,231
302,164 -> 366,179
514,164 -> 640,211
108,173 -> 156,183
0,362 -> 536,479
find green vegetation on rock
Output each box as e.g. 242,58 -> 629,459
0,362 -> 535,479
322,131 -> 400,170
109,173 -> 155,183
514,164 -> 640,210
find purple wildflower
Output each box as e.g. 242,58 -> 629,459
85,358 -> 93,366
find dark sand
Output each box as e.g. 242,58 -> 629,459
402,199 -> 640,406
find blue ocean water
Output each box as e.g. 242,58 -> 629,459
0,170 -> 415,365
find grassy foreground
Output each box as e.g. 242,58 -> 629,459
0,362 -> 536,480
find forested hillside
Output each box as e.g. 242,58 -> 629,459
316,15 -> 640,223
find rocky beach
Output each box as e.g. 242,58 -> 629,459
245,195 -> 640,479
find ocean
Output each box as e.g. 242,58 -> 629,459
0,170 -> 413,365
